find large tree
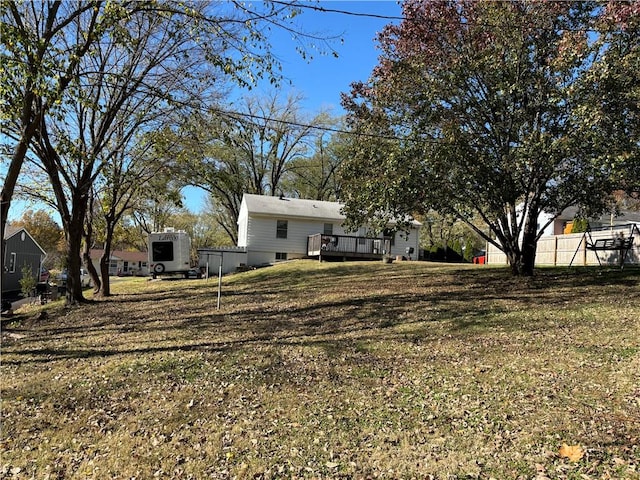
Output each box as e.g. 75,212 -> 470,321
576,2 -> 640,196
3,1 -> 312,303
282,116 -> 345,201
22,2 -> 230,303
0,1 -> 119,270
341,0 -> 637,276
177,92 -> 321,243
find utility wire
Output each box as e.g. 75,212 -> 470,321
271,0 -> 404,21
272,0 -> 627,34
210,105 -> 414,142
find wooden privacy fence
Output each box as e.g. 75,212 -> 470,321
487,224 -> 640,267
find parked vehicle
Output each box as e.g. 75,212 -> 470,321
186,269 -> 201,279
59,268 -> 91,287
39,267 -> 50,283
148,228 -> 192,278
472,251 -> 486,265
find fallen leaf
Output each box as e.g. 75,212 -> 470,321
559,443 -> 584,462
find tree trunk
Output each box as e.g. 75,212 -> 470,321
1,117 -> 37,271
83,247 -> 102,296
99,237 -> 113,297
519,229 -> 537,277
504,216 -> 538,277
83,207 -> 102,295
64,196 -> 89,305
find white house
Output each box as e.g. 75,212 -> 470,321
237,193 -> 422,267
89,249 -> 149,276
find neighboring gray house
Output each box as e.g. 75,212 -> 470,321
237,193 -> 421,267
2,227 -> 46,295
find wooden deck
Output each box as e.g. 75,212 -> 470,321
308,234 -> 392,261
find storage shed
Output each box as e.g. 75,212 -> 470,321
198,247 -> 248,275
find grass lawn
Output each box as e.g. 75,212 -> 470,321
1,261 -> 639,479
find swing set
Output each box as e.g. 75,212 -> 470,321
569,223 -> 639,269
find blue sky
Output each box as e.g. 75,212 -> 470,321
6,1 -> 402,221
183,0 -> 403,212
266,1 -> 402,114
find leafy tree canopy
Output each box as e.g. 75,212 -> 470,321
341,0 -> 639,276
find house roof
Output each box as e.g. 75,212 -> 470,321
242,194 -> 422,226
90,249 -> 147,262
3,226 -> 46,255
557,206 -> 640,225
243,194 -> 344,221
3,225 -> 20,239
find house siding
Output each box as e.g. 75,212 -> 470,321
240,213 -> 420,266
243,215 -> 349,265
198,247 -> 248,275
237,207 -> 249,247
2,229 -> 46,295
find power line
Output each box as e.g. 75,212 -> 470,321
210,105 -> 410,142
271,0 -> 404,21
273,0 -> 627,34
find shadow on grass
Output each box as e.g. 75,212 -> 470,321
3,263 -> 639,365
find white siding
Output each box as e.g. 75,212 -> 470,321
237,201 -> 249,247
244,215 -> 348,265
388,228 -> 421,259
242,214 -> 421,266
198,248 -> 248,275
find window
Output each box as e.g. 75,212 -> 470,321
152,241 -> 174,262
276,220 -> 288,239
323,223 -> 333,235
358,228 -> 368,245
275,252 -> 287,261
383,228 -> 396,246
8,252 -> 16,273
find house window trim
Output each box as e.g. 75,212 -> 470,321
276,220 -> 288,239
9,252 -> 16,273
383,228 -> 396,247
323,223 -> 333,235
275,252 -> 288,261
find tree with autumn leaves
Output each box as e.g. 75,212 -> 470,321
1,1 -> 314,303
341,1 -> 639,276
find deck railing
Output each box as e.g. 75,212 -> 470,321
308,233 -> 391,258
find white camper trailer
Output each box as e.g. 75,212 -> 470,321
148,228 -> 191,278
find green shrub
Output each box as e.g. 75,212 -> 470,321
19,264 -> 37,298
571,218 -> 589,233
